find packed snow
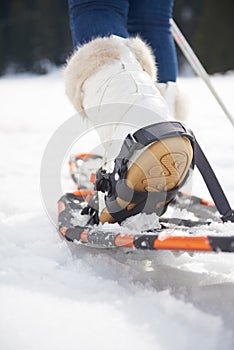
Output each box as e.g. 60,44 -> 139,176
0,70 -> 234,350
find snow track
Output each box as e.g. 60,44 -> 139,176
0,71 -> 234,349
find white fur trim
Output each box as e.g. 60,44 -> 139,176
64,36 -> 157,113
126,37 -> 157,81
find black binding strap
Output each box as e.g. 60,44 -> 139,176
96,121 -> 234,223
194,141 -> 234,222
114,121 -> 195,174
105,184 -> 179,222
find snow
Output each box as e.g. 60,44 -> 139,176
1,70 -> 234,349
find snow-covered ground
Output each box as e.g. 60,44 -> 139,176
0,70 -> 234,350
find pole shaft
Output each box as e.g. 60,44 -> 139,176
171,19 -> 234,128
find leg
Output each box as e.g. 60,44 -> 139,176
67,0 -> 129,48
128,0 -> 177,83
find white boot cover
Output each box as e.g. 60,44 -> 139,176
64,36 -> 193,222
65,36 -> 174,164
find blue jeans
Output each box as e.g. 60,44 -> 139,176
67,0 -> 177,83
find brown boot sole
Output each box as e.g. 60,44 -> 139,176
100,136 -> 193,223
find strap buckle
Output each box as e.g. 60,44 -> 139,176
115,133 -> 142,174
123,133 -> 142,157
95,168 -> 112,193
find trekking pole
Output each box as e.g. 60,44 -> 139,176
170,18 -> 234,128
